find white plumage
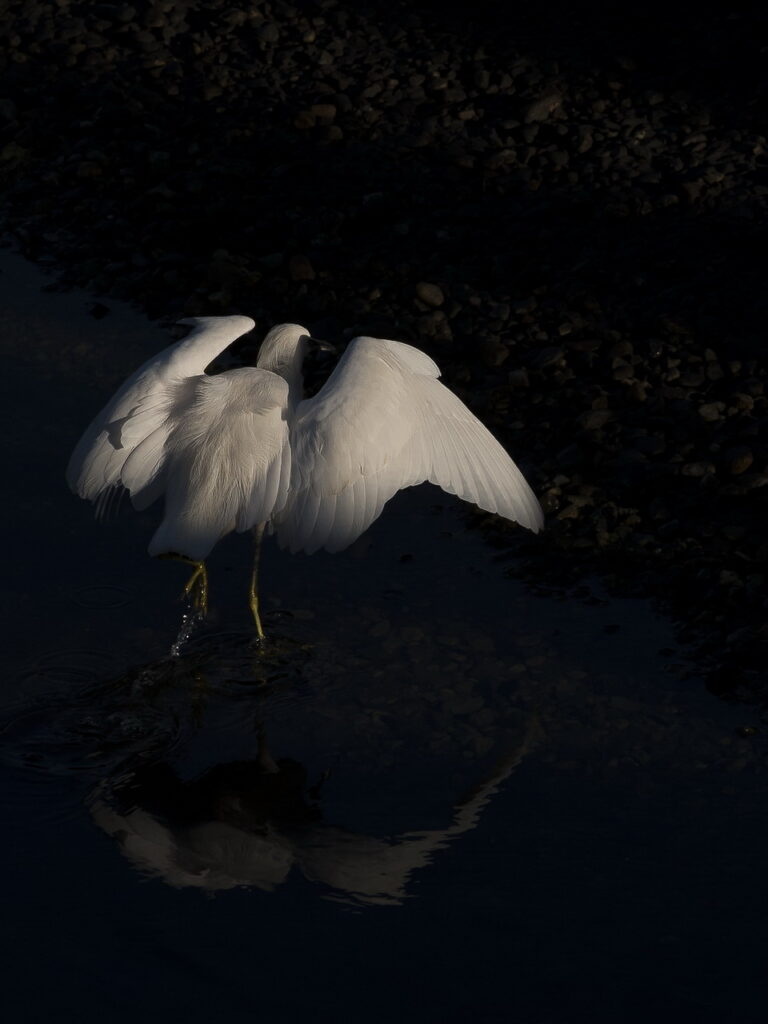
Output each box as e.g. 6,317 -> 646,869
67,315 -> 259,517
67,316 -> 543,629
148,369 -> 291,561
276,336 -> 543,554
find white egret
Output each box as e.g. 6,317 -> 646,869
67,316 -> 543,636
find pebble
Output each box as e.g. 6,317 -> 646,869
310,103 -> 337,122
681,461 -> 715,478
508,368 -> 530,388
699,401 -> 725,421
288,254 -> 316,281
415,281 -> 444,307
578,409 -> 613,430
524,93 -> 562,123
258,23 -> 279,44
726,448 -> 754,475
531,346 -> 564,369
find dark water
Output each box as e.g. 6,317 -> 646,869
1,250 -> 766,1022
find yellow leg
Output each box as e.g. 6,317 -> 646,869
158,553 -> 208,617
183,561 -> 209,617
249,523 -> 266,639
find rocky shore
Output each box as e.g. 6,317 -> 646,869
2,1 -> 766,699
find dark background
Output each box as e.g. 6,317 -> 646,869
1,4 -> 768,1022
2,0 -> 766,691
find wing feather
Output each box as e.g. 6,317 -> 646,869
120,425 -> 169,510
327,488 -> 356,554
66,316 -> 256,512
276,337 -> 543,553
310,492 -> 337,555
148,368 -> 290,560
351,475 -> 369,543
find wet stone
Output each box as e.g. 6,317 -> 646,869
310,103 -> 337,122
578,409 -> 613,430
682,461 -> 716,477
259,23 -> 280,44
531,346 -> 564,369
524,93 -> 562,123
699,402 -> 725,421
507,365 -> 530,388
726,448 -> 754,475
415,281 -> 445,307
288,253 -> 316,281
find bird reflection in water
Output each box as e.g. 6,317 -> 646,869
90,725 -> 533,907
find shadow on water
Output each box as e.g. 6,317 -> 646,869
84,629 -> 535,906
2,248 -> 767,1021
4,534 -> 762,912
0,575 -> 558,907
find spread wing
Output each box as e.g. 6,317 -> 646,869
148,369 -> 291,561
65,316 -> 256,514
275,336 -> 543,554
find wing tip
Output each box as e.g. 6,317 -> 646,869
528,511 -> 545,534
176,314 -> 256,334
509,493 -> 545,535
524,495 -> 546,534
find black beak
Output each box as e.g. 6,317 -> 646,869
309,336 -> 337,353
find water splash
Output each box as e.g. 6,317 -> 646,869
170,607 -> 206,658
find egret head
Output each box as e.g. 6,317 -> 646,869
256,323 -> 310,372
257,323 -> 334,376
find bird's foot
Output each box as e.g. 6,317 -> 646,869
183,562 -> 209,618
249,588 -> 266,641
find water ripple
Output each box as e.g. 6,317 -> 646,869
70,583 -> 134,609
19,648 -> 118,687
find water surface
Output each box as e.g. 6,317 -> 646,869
1,250 -> 765,1022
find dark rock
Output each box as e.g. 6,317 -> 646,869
681,461 -> 715,477
524,93 -> 562,123
0,98 -> 17,122
86,302 -> 110,319
726,448 -> 754,475
258,23 -> 280,45
415,281 -> 444,307
531,346 -> 564,369
288,254 -> 316,281
578,409 -> 613,430
699,401 -> 725,421
508,368 -> 530,388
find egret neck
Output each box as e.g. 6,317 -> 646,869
255,323 -> 311,409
